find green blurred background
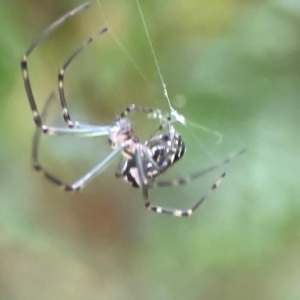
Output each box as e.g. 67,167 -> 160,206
1,0 -> 300,299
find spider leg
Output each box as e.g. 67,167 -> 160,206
40,125 -> 110,136
21,3 -> 90,128
117,104 -> 155,119
63,146 -> 123,191
32,91 -> 55,167
135,144 -> 152,187
166,121 -> 176,148
58,27 -> 108,128
32,92 -> 109,167
32,93 -> 120,190
142,172 -> 226,217
147,116 -> 177,149
115,145 -> 161,184
154,148 -> 245,188
140,145 -> 160,170
34,138 -> 123,191
30,92 -> 110,137
37,146 -> 123,191
148,117 -> 171,139
117,105 -> 175,150
135,138 -> 183,187
117,105 -> 176,160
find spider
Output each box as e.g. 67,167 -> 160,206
21,3 -> 244,217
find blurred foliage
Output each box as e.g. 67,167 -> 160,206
1,0 -> 300,299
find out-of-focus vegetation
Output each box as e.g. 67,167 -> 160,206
1,0 -> 300,299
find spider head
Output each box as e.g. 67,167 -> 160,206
108,118 -> 137,149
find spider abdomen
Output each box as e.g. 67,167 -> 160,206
147,133 -> 186,170
122,133 -> 186,188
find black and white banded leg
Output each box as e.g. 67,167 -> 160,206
154,148 -> 246,188
130,143 -> 225,216
58,27 -> 108,128
21,3 -> 111,137
142,173 -> 226,217
117,104 -> 155,120
32,92 -> 121,191
21,3 -> 89,129
136,147 -> 244,217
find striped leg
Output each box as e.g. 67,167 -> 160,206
63,146 -> 123,191
37,125 -> 110,137
146,116 -> 177,149
32,92 -> 55,169
117,105 -> 175,144
32,92 -> 118,190
58,27 -> 108,128
116,144 -> 164,186
21,3 -> 89,128
119,108 -> 176,163
31,92 -> 75,189
34,146 -> 123,191
142,172 -> 226,217
135,144 -> 151,186
118,104 -> 155,119
154,148 -> 246,188
116,105 -> 176,146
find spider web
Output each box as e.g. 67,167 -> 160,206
95,0 -> 224,167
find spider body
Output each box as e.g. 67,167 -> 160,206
21,3 -> 244,217
145,132 -> 186,176
119,128 -> 186,188
108,117 -> 136,149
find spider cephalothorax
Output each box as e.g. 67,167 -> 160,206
108,118 -> 136,149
